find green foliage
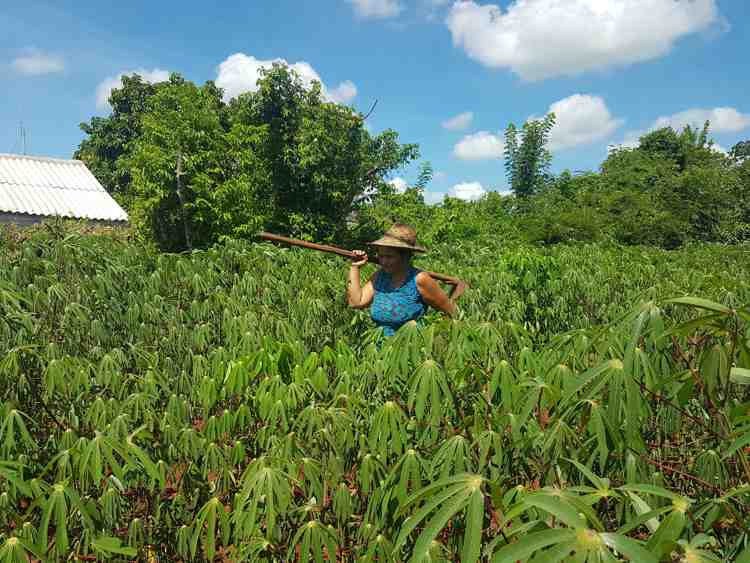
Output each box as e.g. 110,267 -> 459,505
227,64 -> 419,242
504,113 -> 556,199
637,122 -> 720,172
520,121 -> 748,247
1,225 -> 750,560
127,78 -> 270,251
77,64 -> 418,251
75,74 -> 174,203
357,184 -> 520,252
730,140 -> 750,164
76,75 -> 748,253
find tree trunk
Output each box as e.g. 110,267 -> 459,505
175,153 -> 193,251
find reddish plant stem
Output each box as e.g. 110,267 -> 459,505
634,450 -> 722,495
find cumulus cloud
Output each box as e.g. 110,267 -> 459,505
388,177 -> 408,193
95,68 -> 170,109
421,0 -> 451,20
453,131 -> 504,160
621,106 -> 750,147
328,80 -> 358,104
651,107 -> 750,133
542,94 -> 624,151
215,53 -> 357,104
346,0 -> 403,19
12,49 -> 64,75
452,95 -> 621,158
450,181 -> 486,201
442,111 -> 474,131
446,0 -> 720,81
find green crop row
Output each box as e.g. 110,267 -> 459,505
0,228 -> 749,561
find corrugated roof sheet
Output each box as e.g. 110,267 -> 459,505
0,154 -> 128,222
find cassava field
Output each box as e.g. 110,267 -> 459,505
1,226 -> 750,562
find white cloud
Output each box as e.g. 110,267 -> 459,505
12,49 -> 64,75
621,106 -> 750,147
451,95 -> 621,158
453,131 -> 504,160
450,181 -> 486,201
540,94 -> 624,151
388,177 -> 408,193
651,107 -> 750,133
346,0 -> 403,19
95,68 -> 170,109
215,53 -> 357,104
446,0 -> 720,81
328,80 -> 358,104
711,143 -> 728,155
422,0 -> 451,20
442,111 -> 474,131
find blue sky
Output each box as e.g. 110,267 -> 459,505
1,0 -> 748,204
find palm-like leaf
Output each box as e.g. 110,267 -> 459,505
395,473 -> 485,563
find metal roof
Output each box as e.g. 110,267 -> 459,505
0,153 -> 128,222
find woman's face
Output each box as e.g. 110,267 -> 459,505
376,247 -> 408,274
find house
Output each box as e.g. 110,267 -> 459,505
0,153 -> 128,226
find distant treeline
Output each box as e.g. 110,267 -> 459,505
76,64 -> 750,251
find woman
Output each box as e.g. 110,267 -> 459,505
347,224 -> 457,336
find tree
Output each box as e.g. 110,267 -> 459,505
600,124 -> 741,245
75,63 -> 419,250
728,140 -> 750,237
74,74 -> 176,204
504,113 -> 556,199
128,80 -> 270,251
730,140 -> 750,164
637,121 -> 722,172
601,146 -> 678,193
226,63 -> 419,242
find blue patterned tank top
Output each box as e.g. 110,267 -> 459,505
371,267 -> 427,336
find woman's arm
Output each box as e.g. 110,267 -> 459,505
415,272 -> 457,317
347,251 -> 376,309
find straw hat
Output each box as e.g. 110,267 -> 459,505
369,224 -> 427,253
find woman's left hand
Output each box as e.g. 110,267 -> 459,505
449,281 -> 467,301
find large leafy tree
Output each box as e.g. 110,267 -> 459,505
74,74 -> 179,204
637,121 -> 722,172
730,139 -> 750,164
504,113 -> 556,199
729,140 -> 750,234
597,123 -> 739,244
226,63 -> 419,242
127,80 -> 270,251
75,64 -> 418,250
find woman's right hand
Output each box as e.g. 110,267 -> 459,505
351,250 -> 368,267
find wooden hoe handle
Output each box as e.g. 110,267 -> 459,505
258,231 -> 468,294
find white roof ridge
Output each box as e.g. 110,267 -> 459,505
0,178 -> 105,190
0,153 -> 84,164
